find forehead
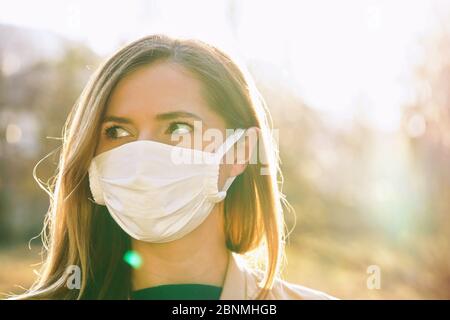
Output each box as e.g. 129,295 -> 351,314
105,61 -> 210,119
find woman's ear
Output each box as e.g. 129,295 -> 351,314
229,126 -> 260,177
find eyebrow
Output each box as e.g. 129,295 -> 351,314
102,115 -> 134,124
102,111 -> 203,124
155,111 -> 203,121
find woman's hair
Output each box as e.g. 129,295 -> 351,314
15,34 -> 288,299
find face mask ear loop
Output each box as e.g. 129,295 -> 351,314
214,128 -> 246,194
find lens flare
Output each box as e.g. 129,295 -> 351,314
123,250 -> 143,269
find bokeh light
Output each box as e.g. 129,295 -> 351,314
123,251 -> 143,269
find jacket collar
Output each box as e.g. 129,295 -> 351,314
219,251 -> 260,300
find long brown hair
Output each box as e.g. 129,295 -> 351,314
15,34 -> 287,299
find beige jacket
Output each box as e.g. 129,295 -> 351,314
219,251 -> 337,300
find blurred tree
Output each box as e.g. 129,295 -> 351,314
403,19 -> 450,298
0,26 -> 99,242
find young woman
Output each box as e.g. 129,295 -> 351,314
17,34 -> 334,300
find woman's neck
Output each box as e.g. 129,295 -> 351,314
131,206 -> 229,291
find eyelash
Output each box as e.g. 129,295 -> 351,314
103,122 -> 194,140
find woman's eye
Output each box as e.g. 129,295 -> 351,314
104,125 -> 131,140
167,122 -> 193,135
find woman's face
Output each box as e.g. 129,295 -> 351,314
95,60 -> 242,189
96,60 -> 228,156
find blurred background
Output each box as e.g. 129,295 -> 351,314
0,0 -> 449,299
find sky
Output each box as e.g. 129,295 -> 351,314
0,0 -> 448,132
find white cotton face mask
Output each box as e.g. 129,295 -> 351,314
88,129 -> 246,243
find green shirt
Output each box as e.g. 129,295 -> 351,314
131,284 -> 223,300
